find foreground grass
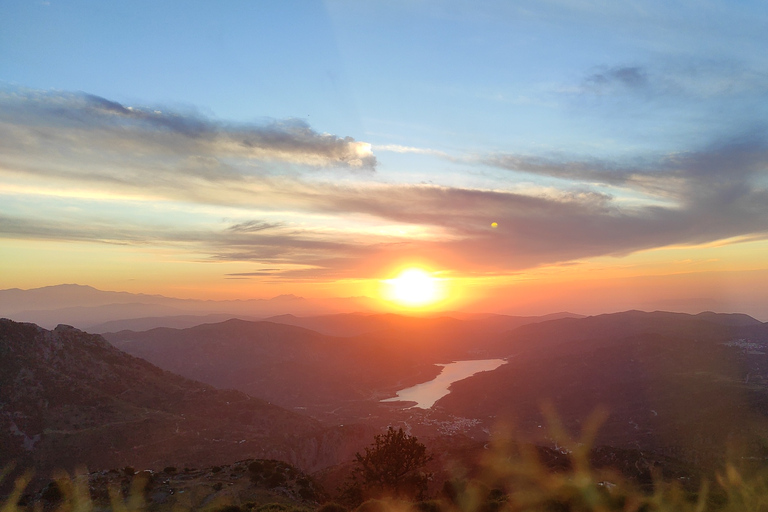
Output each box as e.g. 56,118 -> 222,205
5,412 -> 768,512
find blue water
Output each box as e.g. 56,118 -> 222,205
381,358 -> 507,409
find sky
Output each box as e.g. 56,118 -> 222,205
2,0 -> 768,317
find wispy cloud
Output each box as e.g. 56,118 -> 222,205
583,66 -> 649,93
572,61 -> 768,99
373,144 -> 451,158
225,271 -> 279,277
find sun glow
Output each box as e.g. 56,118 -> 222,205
383,268 -> 443,308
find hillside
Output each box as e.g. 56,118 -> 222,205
0,319 -> 371,481
104,319 -> 450,422
436,311 -> 768,469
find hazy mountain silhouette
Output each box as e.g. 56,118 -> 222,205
264,311 -> 583,337
0,284 -> 377,329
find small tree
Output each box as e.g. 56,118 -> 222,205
351,427 -> 432,500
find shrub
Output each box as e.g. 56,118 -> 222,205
353,499 -> 389,512
351,427 -> 432,501
413,499 -> 444,512
316,502 -> 348,512
266,471 -> 287,488
255,504 -> 291,512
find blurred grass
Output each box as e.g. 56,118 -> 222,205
6,409 -> 768,512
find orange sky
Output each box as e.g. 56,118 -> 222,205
2,3 -> 768,320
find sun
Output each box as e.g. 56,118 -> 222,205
383,268 -> 442,308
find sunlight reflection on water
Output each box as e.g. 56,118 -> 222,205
381,358 -> 507,409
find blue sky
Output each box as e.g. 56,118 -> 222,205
2,0 -> 768,314
7,0 -> 767,157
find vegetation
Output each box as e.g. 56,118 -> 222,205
6,418 -> 768,512
343,427 -> 433,504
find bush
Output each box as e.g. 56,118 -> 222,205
413,499 -> 444,512
266,471 -> 287,488
354,499 -> 389,512
254,504 -> 291,512
41,481 -> 63,503
316,502 -> 348,512
351,427 -> 432,500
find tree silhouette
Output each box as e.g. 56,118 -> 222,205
352,427 -> 432,499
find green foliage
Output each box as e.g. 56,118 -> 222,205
351,427 -> 433,501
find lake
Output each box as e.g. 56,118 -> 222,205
381,358 -> 507,409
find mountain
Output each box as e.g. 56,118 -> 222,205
0,319 -> 371,481
103,319 -> 450,422
0,284 -> 376,330
264,311 -> 584,337
435,310 -> 768,469
99,313 -> 588,428
87,313 -> 256,333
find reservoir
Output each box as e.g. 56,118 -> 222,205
381,358 -> 507,409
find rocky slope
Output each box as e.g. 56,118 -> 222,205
0,319 -> 371,481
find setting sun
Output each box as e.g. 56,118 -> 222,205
383,268 -> 442,308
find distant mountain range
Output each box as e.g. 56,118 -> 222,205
0,319 -> 372,484
0,284 -> 379,330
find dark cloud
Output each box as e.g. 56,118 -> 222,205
585,66 -> 649,91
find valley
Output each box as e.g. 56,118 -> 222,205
5,306 -> 768,507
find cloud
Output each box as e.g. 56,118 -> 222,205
4,146 -> 768,279
3,87 -> 768,281
584,66 -> 649,92
225,271 -> 279,277
226,220 -> 283,233
374,144 -> 451,158
574,61 -> 768,100
0,88 -> 376,175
